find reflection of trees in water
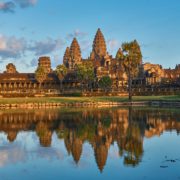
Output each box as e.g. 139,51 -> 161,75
119,124 -> 143,167
0,108 -> 180,171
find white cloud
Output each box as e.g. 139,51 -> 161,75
0,34 -> 27,59
0,1 -> 16,13
66,29 -> 88,40
14,0 -> 38,8
28,37 -> 65,56
107,39 -> 120,51
0,0 -> 38,13
0,34 -> 65,68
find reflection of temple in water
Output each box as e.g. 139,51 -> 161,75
0,108 -> 180,171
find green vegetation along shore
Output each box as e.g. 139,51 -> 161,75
0,95 -> 179,104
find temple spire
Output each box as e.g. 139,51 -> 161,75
94,145 -> 108,172
91,28 -> 107,60
63,47 -> 70,67
71,138 -> 83,164
70,38 -> 81,62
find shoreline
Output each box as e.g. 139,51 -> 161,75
0,100 -> 180,109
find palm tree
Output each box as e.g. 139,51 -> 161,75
55,64 -> 68,92
119,40 -> 142,101
35,66 -> 48,88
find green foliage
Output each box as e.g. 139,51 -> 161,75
98,76 -> 112,92
35,66 -> 48,84
76,124 -> 87,138
55,64 -> 68,81
102,117 -> 111,128
116,48 -> 124,60
76,61 -> 95,82
121,40 -> 142,78
116,40 -> 142,101
57,130 -> 64,139
76,61 -> 95,90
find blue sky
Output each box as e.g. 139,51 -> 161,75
0,0 -> 180,72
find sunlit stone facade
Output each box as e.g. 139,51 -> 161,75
0,29 -> 179,97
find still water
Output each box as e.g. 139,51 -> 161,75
0,107 -> 179,180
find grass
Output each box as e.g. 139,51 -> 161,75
0,95 -> 179,104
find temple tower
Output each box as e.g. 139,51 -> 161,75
63,47 -> 70,68
69,38 -> 82,69
5,63 -> 18,73
90,28 -> 107,60
63,38 -> 82,70
38,56 -> 52,73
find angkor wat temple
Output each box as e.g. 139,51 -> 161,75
0,29 -> 180,97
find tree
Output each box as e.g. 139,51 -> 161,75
98,76 -> 112,92
116,48 -> 125,90
55,64 -> 68,91
120,40 -> 142,101
35,66 -> 48,88
76,61 -> 95,91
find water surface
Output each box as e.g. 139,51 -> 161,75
0,107 -> 179,180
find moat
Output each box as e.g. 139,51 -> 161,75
0,107 -> 179,180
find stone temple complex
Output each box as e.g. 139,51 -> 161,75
0,28 -> 179,97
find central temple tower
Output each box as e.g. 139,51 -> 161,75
90,28 -> 107,60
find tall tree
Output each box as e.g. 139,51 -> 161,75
116,48 -> 125,90
76,61 -> 95,91
55,64 -> 68,91
120,40 -> 142,101
35,66 -> 48,88
98,76 -> 112,92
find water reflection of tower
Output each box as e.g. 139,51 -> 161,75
72,138 -> 83,164
94,141 -> 108,172
64,131 -> 83,164
93,121 -> 110,172
36,122 -> 52,147
7,131 -> 18,142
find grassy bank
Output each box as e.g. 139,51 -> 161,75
0,95 -> 179,104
